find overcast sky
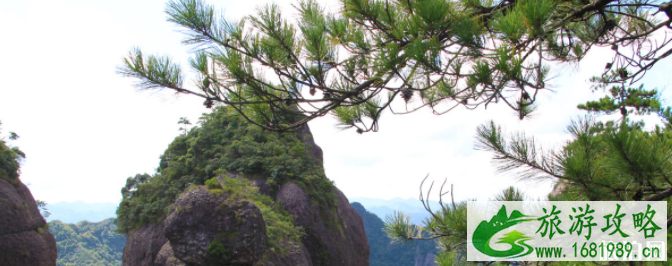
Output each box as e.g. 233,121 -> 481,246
1,0 -> 670,205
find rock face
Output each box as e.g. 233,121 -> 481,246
164,187 -> 267,266
277,183 -> 368,266
123,188 -> 268,266
0,178 -> 57,266
121,123 -> 369,266
122,221 -> 169,266
154,243 -> 186,266
262,241 -> 312,266
122,182 -> 368,266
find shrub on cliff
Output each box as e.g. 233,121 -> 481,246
0,121 -> 24,184
204,176 -> 303,254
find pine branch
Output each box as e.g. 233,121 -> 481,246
644,187 -> 672,201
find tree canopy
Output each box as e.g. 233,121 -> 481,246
49,219 -> 126,266
120,0 -> 672,133
116,106 -> 333,234
382,88 -> 672,265
475,83 -> 672,203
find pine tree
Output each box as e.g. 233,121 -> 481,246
178,117 -> 192,135
119,0 -> 672,133
384,85 -> 672,265
475,84 -> 672,203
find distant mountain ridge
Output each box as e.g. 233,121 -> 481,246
350,197 -> 443,225
45,197 -> 438,225
46,201 -> 118,224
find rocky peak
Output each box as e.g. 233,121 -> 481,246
119,106 -> 369,265
0,179 -> 57,266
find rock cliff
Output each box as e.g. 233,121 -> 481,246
122,179 -> 368,266
0,178 -> 58,266
164,187 -> 267,266
122,177 -> 368,266
122,221 -> 169,266
276,183 -> 368,266
118,107 -> 368,266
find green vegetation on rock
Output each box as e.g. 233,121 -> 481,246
116,106 -> 334,235
207,238 -> 229,260
205,176 -> 303,255
49,218 -> 126,266
0,121 -> 24,185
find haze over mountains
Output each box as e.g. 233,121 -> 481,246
45,198 -> 439,225
45,201 -> 119,224
350,197 -> 442,225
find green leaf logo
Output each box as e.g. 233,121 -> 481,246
472,205 -> 536,258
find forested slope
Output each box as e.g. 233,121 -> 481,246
49,218 -> 125,266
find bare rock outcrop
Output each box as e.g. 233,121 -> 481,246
154,243 -> 186,266
276,183 -> 368,266
262,241 -> 313,266
123,187 -> 269,266
0,178 -> 57,266
164,187 -> 267,266
122,221 -> 169,266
